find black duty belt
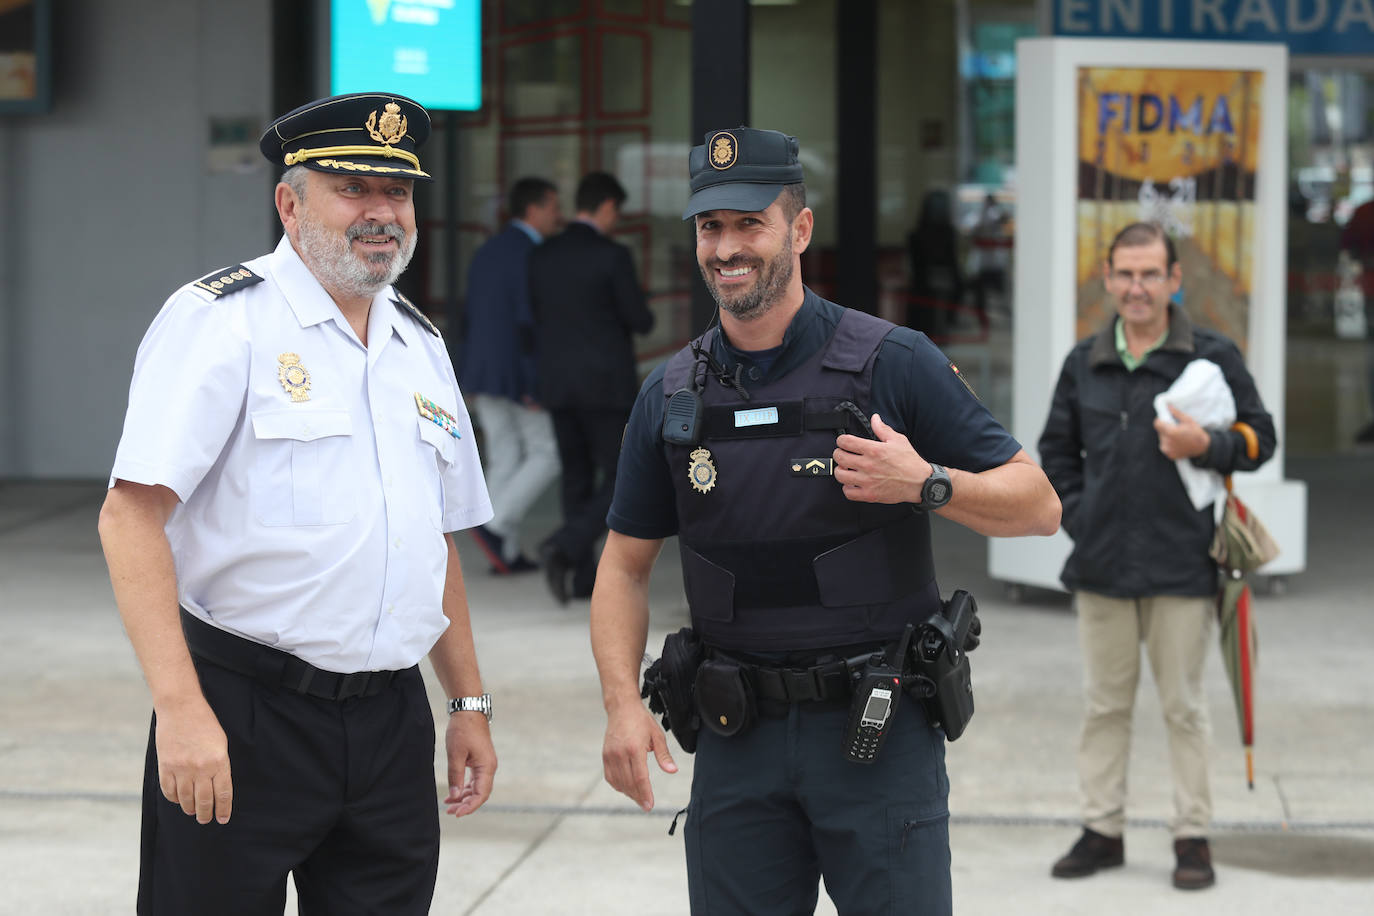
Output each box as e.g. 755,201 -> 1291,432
713,650 -> 875,703
180,608 -> 408,701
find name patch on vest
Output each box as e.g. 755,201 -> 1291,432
734,406 -> 779,428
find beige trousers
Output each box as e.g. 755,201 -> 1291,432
1075,591 -> 1214,839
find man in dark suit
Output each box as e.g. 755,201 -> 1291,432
530,172 -> 654,603
459,177 -> 563,574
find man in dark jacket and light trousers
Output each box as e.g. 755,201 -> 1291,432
1039,222 -> 1275,892
459,177 -> 562,573
530,172 -> 655,603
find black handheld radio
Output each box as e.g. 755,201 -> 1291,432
842,624 -> 914,763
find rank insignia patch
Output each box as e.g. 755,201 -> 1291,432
689,447 -> 717,494
277,353 -> 312,402
789,458 -> 833,477
193,265 -> 263,298
415,392 -> 462,439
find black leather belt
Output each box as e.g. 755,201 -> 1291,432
180,608 -> 408,701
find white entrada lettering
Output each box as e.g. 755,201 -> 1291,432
1060,0 -> 1094,31
1235,0 -> 1282,30
1287,0 -> 1329,32
1334,0 -> 1374,32
1193,0 -> 1229,30
1102,0 -> 1142,30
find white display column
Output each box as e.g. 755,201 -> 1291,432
990,37 -> 1306,592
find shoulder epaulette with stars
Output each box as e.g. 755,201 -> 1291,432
392,290 -> 440,337
192,265 -> 263,298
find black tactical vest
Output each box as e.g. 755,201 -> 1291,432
662,308 -> 940,653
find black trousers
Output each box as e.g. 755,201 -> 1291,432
685,701 -> 952,915
548,407 -> 628,593
137,659 -> 439,916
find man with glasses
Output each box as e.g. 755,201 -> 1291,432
1038,222 -> 1274,891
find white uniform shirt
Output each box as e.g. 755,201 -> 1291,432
111,236 -> 493,672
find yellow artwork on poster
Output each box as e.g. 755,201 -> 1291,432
1076,67 -> 1263,350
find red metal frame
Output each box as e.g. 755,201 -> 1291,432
498,0 -> 590,33
593,125 -> 650,217
498,28 -> 591,125
496,127 -> 591,206
655,0 -> 691,29
597,0 -> 650,24
593,27 -> 651,119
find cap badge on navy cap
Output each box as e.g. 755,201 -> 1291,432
263,92 -> 433,181
366,103 -> 408,145
709,131 -> 738,170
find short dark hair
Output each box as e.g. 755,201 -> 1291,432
508,177 -> 557,221
575,171 -> 627,213
1107,221 -> 1178,268
777,183 -> 807,222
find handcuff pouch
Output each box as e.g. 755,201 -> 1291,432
694,657 -> 757,738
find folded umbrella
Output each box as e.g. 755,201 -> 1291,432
1214,421 -> 1272,790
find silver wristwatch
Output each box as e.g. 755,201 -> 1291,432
447,693 -> 492,721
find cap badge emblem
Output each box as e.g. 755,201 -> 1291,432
367,102 -> 408,145
277,353 -> 312,403
689,447 -> 718,494
709,131 -> 738,170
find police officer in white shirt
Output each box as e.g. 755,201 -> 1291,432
98,92 -> 497,916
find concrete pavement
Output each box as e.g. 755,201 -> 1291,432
2,455 -> 1372,914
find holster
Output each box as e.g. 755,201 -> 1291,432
641,627 -> 703,753
694,657 -> 757,738
908,589 -> 979,741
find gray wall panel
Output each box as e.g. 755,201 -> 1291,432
0,0 -> 272,478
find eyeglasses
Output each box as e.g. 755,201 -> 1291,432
1106,270 -> 1168,290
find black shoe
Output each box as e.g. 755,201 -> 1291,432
1051,828 -> 1124,878
504,554 -> 539,574
469,526 -> 510,575
1357,421 -> 1374,445
1172,838 -> 1215,890
539,542 -> 570,606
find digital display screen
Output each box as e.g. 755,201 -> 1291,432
331,0 -> 482,112
861,689 -> 892,726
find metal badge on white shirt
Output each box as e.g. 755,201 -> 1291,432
277,352 -> 312,402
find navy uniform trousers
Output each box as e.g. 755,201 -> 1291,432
685,700 -> 952,916
137,659 -> 440,916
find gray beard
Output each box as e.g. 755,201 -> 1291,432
702,232 -> 794,322
296,216 -> 417,301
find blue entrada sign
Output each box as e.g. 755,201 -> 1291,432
1052,0 -> 1374,55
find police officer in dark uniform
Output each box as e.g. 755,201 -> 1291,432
591,128 -> 1061,915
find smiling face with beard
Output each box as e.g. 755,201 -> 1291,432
296,214 -> 418,301
700,225 -> 794,321
694,198 -> 809,325
284,170 -> 419,304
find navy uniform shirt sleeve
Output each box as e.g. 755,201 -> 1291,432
871,327 -> 1021,471
607,363 -> 679,539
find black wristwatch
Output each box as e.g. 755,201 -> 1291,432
921,463 -> 952,509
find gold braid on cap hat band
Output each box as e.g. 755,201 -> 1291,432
283,144 -> 421,170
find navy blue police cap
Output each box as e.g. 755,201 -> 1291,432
259,92 -> 433,181
682,127 -> 804,220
